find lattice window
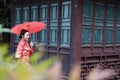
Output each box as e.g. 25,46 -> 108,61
106,28 -> 113,44
23,7 -> 29,22
117,7 -> 120,20
31,6 -> 38,42
82,1 -> 93,45
94,28 -> 102,44
82,27 -> 91,44
83,3 -> 92,18
116,7 -> 120,44
31,6 -> 38,21
106,5 -> 114,20
116,28 -> 120,43
49,3 -> 58,46
95,3 -> 104,19
61,1 -> 71,46
106,5 -> 114,45
15,7 -> 21,40
15,8 -> 21,22
94,3 -> 104,45
81,55 -> 120,80
40,5 -> 48,45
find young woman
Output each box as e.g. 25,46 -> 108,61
15,29 -> 34,64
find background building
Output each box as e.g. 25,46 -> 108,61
11,0 -> 120,79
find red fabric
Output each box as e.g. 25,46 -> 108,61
16,39 -> 34,63
11,21 -> 46,35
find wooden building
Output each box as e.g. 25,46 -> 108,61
11,0 -> 120,79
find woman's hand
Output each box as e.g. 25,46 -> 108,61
15,52 -> 21,58
30,41 -> 34,48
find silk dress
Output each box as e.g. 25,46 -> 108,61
15,38 -> 34,63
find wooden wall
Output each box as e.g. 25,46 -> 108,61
11,0 -> 120,79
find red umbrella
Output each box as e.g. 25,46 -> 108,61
11,21 -> 46,35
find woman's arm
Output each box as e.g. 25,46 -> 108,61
29,41 -> 34,56
29,47 -> 34,56
15,41 -> 24,58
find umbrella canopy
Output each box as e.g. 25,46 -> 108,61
11,21 -> 46,35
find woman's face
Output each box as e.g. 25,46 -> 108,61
23,32 -> 30,40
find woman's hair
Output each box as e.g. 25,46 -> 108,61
19,29 -> 29,38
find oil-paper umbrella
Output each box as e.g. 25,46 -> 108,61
11,21 -> 46,35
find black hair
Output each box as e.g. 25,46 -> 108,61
19,29 -> 29,38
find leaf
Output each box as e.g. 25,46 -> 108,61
29,44 -> 45,64
0,66 -> 8,80
13,62 -> 31,80
33,57 -> 57,73
0,44 -> 9,60
29,53 -> 41,64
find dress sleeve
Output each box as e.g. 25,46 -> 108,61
15,41 -> 24,58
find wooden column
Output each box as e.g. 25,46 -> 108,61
113,5 -> 117,53
103,2 -> 107,53
10,1 -> 16,53
46,0 -> 50,57
70,0 -> 83,65
57,0 -> 62,50
74,0 -> 83,64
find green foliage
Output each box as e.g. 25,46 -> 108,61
0,44 -> 9,60
0,44 -> 117,80
0,44 -> 58,80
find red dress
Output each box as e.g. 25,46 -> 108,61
15,38 -> 34,63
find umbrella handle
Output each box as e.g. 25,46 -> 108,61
28,37 -> 31,42
28,37 -> 31,47
28,37 -> 34,48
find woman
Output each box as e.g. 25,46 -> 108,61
15,29 -> 34,64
